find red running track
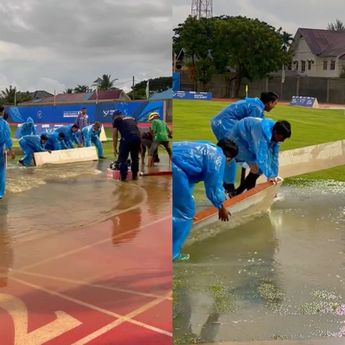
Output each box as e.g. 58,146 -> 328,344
0,177 -> 172,345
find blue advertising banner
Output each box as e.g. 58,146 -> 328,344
14,124 -> 64,139
95,101 -> 164,123
7,104 -> 96,123
173,90 -> 212,100
7,101 -> 165,124
172,72 -> 181,92
290,96 -> 318,108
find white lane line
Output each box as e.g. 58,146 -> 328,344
12,269 -> 172,300
11,277 -> 172,340
19,215 -> 171,270
72,294 -> 172,344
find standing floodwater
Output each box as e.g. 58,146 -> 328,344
174,181 -> 345,344
0,161 -> 145,242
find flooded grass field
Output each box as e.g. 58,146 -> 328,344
173,181 -> 345,344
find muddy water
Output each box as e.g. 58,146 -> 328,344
0,161 -> 146,243
174,181 -> 345,344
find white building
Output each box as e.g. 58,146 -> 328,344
291,28 -> 345,78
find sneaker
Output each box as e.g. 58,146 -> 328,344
223,183 -> 236,198
132,175 -> 138,181
154,157 -> 160,163
173,253 -> 190,262
18,159 -> 24,166
99,156 -> 106,160
120,176 -> 127,182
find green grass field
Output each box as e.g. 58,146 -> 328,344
173,99 -> 345,182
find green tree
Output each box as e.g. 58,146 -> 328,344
212,16 -> 291,96
96,74 -> 118,90
74,84 -> 90,93
64,88 -> 73,94
194,57 -> 215,90
173,16 -> 216,90
280,30 -> 294,52
174,16 -> 291,96
16,91 -> 32,103
1,85 -> 17,104
327,19 -> 345,31
128,76 -> 172,100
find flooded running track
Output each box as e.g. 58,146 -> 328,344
0,159 -> 172,344
174,181 -> 345,344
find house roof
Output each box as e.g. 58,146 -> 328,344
88,89 -> 130,101
20,88 -> 130,104
30,90 -> 53,100
295,28 -> 345,58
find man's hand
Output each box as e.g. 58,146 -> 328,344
268,176 -> 281,184
218,205 -> 230,222
7,149 -> 15,159
249,164 -> 259,174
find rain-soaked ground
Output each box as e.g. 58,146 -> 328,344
174,180 -> 345,344
0,159 -> 172,344
1,160 -> 128,242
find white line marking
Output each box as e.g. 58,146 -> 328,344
10,277 -> 172,340
0,292 -> 81,345
12,269 -> 172,300
19,215 -> 171,270
72,294 -> 171,344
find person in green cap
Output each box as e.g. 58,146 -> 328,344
147,112 -> 172,167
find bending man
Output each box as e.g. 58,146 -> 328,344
227,117 -> 291,195
211,92 -> 278,196
173,139 -> 238,261
0,108 -> 15,199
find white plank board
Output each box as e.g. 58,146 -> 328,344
34,147 -> 98,166
278,139 -> 345,178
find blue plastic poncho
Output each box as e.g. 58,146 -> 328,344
211,98 -> 265,184
0,118 -> 12,198
227,117 -> 279,179
19,135 -> 44,166
44,132 -> 64,151
20,117 -> 36,137
82,125 -> 104,158
55,125 -> 79,149
211,98 -> 265,141
172,141 -> 226,260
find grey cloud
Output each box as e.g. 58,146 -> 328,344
174,0 -> 345,35
0,0 -> 172,92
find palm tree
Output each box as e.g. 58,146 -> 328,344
281,31 -> 294,52
95,74 -> 118,90
1,85 -> 16,104
327,19 -> 345,32
64,88 -> 73,94
74,84 -> 90,93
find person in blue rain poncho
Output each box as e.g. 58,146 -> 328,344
82,122 -> 106,159
54,124 -> 80,149
19,117 -> 36,137
227,117 -> 291,195
0,106 -> 15,199
18,134 -> 48,166
173,139 -> 239,262
211,92 -> 279,197
44,132 -> 66,151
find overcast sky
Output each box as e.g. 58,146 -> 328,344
173,0 -> 345,37
0,0 -> 171,93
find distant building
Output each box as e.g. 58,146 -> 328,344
30,90 -> 53,102
20,88 -> 130,105
291,28 -> 345,77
